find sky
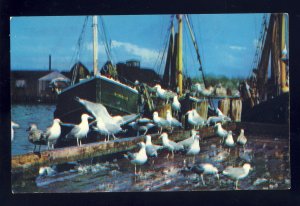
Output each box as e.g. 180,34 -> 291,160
10,14 -> 270,78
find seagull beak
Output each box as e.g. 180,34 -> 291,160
88,116 -> 93,120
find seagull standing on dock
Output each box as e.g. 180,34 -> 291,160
27,123 -> 46,152
43,119 -> 61,150
222,163 -> 252,190
214,123 -> 228,144
177,130 -> 199,149
172,95 -> 181,116
206,116 -> 223,126
190,163 -> 220,186
11,121 -> 19,141
153,84 -> 175,103
153,111 -> 169,134
145,135 -> 163,157
237,129 -> 247,150
159,132 -> 184,158
186,135 -> 200,163
224,131 -> 235,152
128,118 -> 155,136
66,114 -> 92,146
166,110 -> 182,132
216,108 -> 232,123
75,97 -> 139,140
186,109 -> 205,129
124,142 -> 148,175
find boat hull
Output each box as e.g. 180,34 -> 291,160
54,76 -> 139,123
241,92 -> 289,124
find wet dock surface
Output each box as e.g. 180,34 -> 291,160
12,132 -> 290,192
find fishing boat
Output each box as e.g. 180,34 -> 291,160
240,13 -> 289,124
54,16 -> 140,124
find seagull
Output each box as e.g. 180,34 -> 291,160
93,117 -> 123,141
222,163 -> 252,190
212,150 -> 230,162
145,135 -> 163,157
186,135 -> 201,163
128,119 -> 155,136
216,108 -> 232,123
153,111 -> 169,134
190,163 -> 220,186
153,84 -> 175,103
166,110 -> 182,132
43,118 -> 62,150
11,121 -> 19,141
159,132 -> 184,158
177,130 -> 199,149
214,123 -> 228,143
186,109 -> 205,129
200,86 -> 215,97
206,116 -> 223,126
75,97 -> 139,140
27,123 -> 47,152
124,142 -> 148,175
237,129 -> 247,149
171,95 -> 181,116
66,114 -> 92,146
224,130 -> 235,152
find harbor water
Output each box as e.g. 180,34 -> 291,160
11,104 -> 290,192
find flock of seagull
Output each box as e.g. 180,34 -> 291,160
11,83 -> 251,190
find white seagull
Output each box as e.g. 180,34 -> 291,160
11,121 -> 20,141
128,118 -> 155,136
166,110 -> 182,132
186,109 -> 205,129
222,163 -> 252,190
124,142 -> 148,175
153,84 -> 175,103
171,95 -> 181,116
216,108 -> 232,123
43,118 -> 62,150
153,111 -> 169,134
66,114 -> 92,146
224,130 -> 235,152
159,132 -> 184,158
206,116 -> 223,126
75,97 -> 139,140
186,135 -> 201,163
190,163 -> 220,186
214,123 -> 228,143
145,135 -> 163,157
177,130 -> 199,149
237,129 -> 247,149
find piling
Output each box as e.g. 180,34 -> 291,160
218,98 -> 230,116
192,100 -> 208,120
231,98 -> 242,122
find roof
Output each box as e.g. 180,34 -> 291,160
38,71 -> 69,81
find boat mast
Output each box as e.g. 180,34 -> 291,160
93,16 -> 99,76
280,13 -> 289,93
176,14 -> 183,96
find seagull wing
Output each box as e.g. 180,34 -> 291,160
119,114 -> 140,126
66,125 -> 81,138
177,137 -> 193,148
169,140 -> 184,151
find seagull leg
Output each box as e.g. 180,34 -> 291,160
112,134 -> 118,140
143,129 -> 148,136
201,174 -> 206,186
33,145 -> 36,153
76,138 -> 79,146
171,150 -> 174,158
47,142 -> 50,150
235,180 -> 239,190
134,164 -> 137,175
165,153 -> 169,159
